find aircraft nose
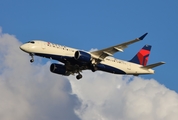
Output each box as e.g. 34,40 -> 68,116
19,45 -> 24,50
20,44 -> 29,52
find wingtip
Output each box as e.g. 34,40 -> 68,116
160,61 -> 166,64
139,33 -> 148,40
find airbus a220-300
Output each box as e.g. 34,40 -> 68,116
20,33 -> 165,80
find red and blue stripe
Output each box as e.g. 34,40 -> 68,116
129,45 -> 151,66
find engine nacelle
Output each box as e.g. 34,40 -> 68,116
74,51 -> 91,63
50,63 -> 69,76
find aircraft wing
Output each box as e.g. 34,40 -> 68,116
90,33 -> 148,61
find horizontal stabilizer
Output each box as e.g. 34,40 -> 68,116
141,62 -> 165,69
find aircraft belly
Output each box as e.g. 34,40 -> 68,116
98,61 -> 126,74
99,60 -> 151,75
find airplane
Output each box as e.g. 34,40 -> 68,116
20,33 -> 165,80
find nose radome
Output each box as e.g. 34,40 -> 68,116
19,44 -> 29,52
20,44 -> 26,50
19,45 -> 24,50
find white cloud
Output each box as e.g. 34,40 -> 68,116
89,48 -> 98,52
69,72 -> 178,120
1,27 -> 178,120
0,28 -> 80,120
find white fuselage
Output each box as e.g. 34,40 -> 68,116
20,40 -> 154,75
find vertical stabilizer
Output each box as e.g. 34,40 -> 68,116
129,45 -> 152,66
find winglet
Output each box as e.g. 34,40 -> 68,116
139,33 -> 148,40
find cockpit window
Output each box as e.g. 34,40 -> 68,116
27,41 -> 35,44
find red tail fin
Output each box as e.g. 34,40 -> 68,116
129,45 -> 151,66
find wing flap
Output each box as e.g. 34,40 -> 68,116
103,51 -> 113,56
114,47 -> 124,52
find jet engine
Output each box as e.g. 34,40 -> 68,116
74,51 -> 91,63
50,63 -> 69,76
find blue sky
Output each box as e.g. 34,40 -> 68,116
0,0 -> 177,92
